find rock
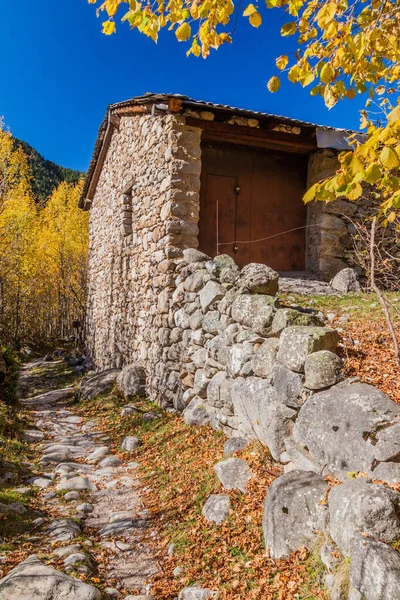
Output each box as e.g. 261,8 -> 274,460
86,447 -> 109,464
64,552 -> 93,569
99,456 -> 122,468
99,519 -> 136,538
56,477 -> 98,492
22,388 -> 75,407
202,494 -> 231,525
77,369 -> 120,402
331,268 -> 360,294
207,372 -> 232,410
223,437 -> 248,458
47,519 -> 82,542
32,477 -> 53,489
193,370 -> 210,398
277,326 -> 338,373
178,586 -> 217,599
350,535 -> 400,600
116,364 -> 146,397
0,554 -> 101,599
183,397 -> 211,426
263,470 -> 330,559
202,311 -> 221,334
214,458 -> 253,493
283,438 -> 320,472
104,588 -> 121,598
271,364 -> 307,408
271,308 -> 324,336
183,248 -> 210,263
231,377 -> 296,460
304,350 -> 343,390
328,479 -> 400,557
22,430 -> 45,443
251,339 -> 279,379
53,544 -> 82,558
231,294 -> 278,336
199,281 -> 226,311
77,503 -> 94,513
55,462 -> 92,474
226,343 -> 254,377
237,263 -> 279,295
121,436 -> 140,452
64,491 -> 81,501
292,381 -> 400,482
121,404 -> 138,417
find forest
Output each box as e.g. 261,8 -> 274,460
0,120 -> 88,350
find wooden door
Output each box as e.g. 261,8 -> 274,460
199,144 -> 307,271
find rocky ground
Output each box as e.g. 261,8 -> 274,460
0,355 -> 330,600
0,358 -> 159,599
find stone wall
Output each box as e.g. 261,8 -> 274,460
307,149 -> 400,281
115,249 -> 400,600
86,113 -> 202,404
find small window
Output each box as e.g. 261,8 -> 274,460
121,190 -> 132,236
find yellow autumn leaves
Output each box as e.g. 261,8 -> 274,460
0,123 -> 88,346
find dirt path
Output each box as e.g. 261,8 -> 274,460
13,358 -> 159,598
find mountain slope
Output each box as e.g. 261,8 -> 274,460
14,138 -> 84,202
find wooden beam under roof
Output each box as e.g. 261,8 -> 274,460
186,118 -> 317,154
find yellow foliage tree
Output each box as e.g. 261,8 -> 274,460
89,0 -> 400,218
0,121 -> 88,347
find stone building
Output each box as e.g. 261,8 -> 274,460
80,93 -> 363,391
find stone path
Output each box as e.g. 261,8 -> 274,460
13,359 -> 159,599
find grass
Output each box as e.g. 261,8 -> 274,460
279,290 -> 400,321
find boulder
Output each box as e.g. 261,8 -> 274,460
231,377 -> 296,460
199,281 -> 226,311
116,364 -> 146,398
202,494 -> 231,525
328,479 -> 400,557
263,470 -> 330,559
214,458 -> 253,493
292,381 -> 400,482
223,436 -> 248,458
183,397 -> 211,426
304,350 -> 343,390
77,369 -> 120,402
0,555 -> 101,600
231,294 -> 278,336
251,339 -> 279,379
271,364 -> 307,408
277,326 -> 338,373
350,536 -> 400,600
271,309 -> 324,337
237,263 -> 279,295
178,587 -> 217,600
331,268 -> 360,294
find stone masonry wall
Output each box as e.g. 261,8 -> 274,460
86,113 -> 202,404
116,249 -> 400,599
307,149 -> 400,280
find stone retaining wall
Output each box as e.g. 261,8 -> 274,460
115,248 -> 400,600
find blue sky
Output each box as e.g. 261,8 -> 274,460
1,0 -> 365,172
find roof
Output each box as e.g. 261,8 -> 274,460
80,92 -> 358,208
